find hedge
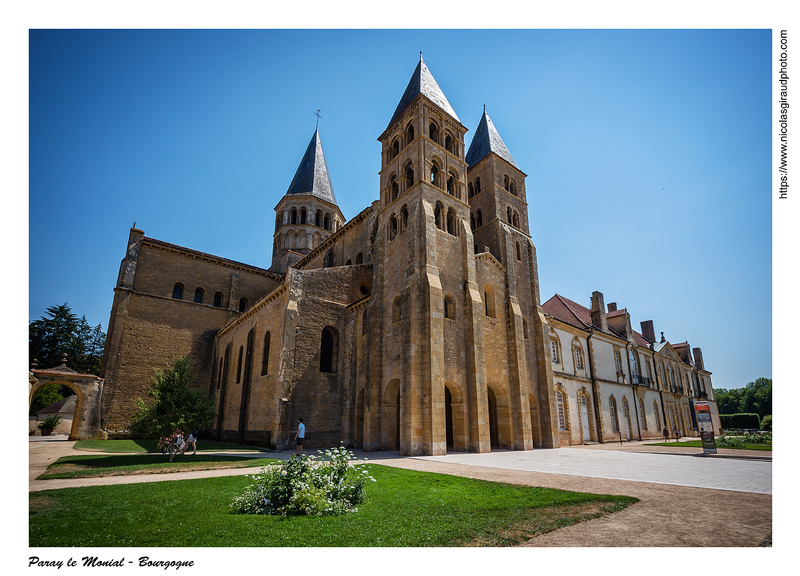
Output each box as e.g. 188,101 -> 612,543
720,413 -> 760,430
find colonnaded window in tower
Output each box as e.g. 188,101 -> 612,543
504,175 -> 510,191
392,138 -> 399,159
446,172 -> 456,197
429,121 -> 439,143
319,326 -> 339,373
401,206 -> 408,231
356,252 -> 363,265
404,162 -> 414,190
468,182 -> 474,199
315,209 -> 322,227
406,122 -> 414,145
484,285 -> 496,318
430,162 -> 440,187
291,208 -> 298,224
434,201 -> 445,231
261,331 -> 270,376
389,214 -> 398,240
324,213 -> 331,230
475,177 -> 481,194
507,206 -> 513,224
213,292 -> 222,308
445,132 -> 455,154
194,288 -> 204,304
239,298 -> 248,312
556,391 -> 567,430
300,207 -> 307,224
446,208 -> 457,235
172,283 -> 184,299
391,175 -> 399,199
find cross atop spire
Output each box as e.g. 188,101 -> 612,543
315,109 -> 322,128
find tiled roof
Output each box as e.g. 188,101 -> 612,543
465,109 -> 518,168
388,56 -> 459,127
144,237 -> 278,277
607,308 -> 627,318
285,127 -> 337,205
36,395 -> 77,415
542,294 -> 593,330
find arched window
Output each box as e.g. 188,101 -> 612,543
468,182 -> 474,198
172,284 -> 184,300
445,133 -> 454,154
320,327 -> 338,373
512,211 -> 519,228
429,121 -> 438,143
444,295 -> 455,320
239,298 -> 248,312
390,175 -> 399,199
447,173 -> 455,196
406,123 -> 414,144
392,297 -> 401,323
291,207 -> 298,224
405,162 -> 414,190
639,398 -> 647,430
507,206 -> 513,223
484,285 -> 496,318
629,349 -> 639,383
504,175 -> 510,191
392,139 -> 399,158
236,345 -> 244,383
446,208 -> 457,236
261,331 -> 271,376
316,209 -> 322,227
470,213 -> 476,231
194,288 -> 204,304
551,338 -> 560,363
516,242 -> 522,261
430,162 -> 439,186
477,210 -> 483,228
434,202 -> 445,231
213,292 -> 223,308
324,248 -> 334,268
654,400 -> 661,430
389,214 -> 398,240
324,213 -> 331,230
522,317 -> 529,339
401,205 -> 408,232
475,177 -> 481,194
509,181 -> 517,196
355,252 -> 363,265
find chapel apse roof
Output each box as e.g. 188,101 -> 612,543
387,55 -> 460,128
285,127 -> 337,206
465,109 -> 519,169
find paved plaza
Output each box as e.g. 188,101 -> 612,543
412,448 -> 772,494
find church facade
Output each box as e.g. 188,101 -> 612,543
99,57 -> 721,455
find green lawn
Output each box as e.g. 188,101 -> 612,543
29,465 -> 638,547
73,439 -> 266,453
37,454 -> 280,480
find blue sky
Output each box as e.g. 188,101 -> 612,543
27,29 -> 771,392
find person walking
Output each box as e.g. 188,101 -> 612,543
184,430 -> 197,455
295,418 -> 305,456
662,426 -> 670,442
673,425 -> 680,442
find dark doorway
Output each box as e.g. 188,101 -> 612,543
445,386 -> 453,448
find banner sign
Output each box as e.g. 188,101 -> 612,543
694,401 -> 717,454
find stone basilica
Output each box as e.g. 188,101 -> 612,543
98,57 -> 721,454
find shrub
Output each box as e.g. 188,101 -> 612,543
230,444 -> 375,516
38,415 -> 62,430
760,415 -> 772,432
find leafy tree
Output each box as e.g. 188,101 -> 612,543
29,383 -> 73,416
714,378 -> 771,419
29,303 -> 105,375
129,357 -> 216,438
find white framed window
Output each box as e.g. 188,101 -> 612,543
610,397 -> 619,432
556,391 -> 566,430
575,348 -> 583,369
551,340 -> 560,363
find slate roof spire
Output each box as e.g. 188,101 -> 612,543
388,54 -> 460,127
285,126 -> 337,205
465,108 -> 518,168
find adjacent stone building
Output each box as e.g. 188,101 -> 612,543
99,56 -> 721,454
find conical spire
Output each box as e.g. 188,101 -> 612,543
388,55 -> 459,127
285,127 -> 337,205
465,108 -> 518,168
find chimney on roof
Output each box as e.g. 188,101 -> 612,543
693,347 -> 705,370
640,320 -> 656,343
607,302 -> 617,313
590,291 -> 608,333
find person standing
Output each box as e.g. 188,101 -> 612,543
295,418 -> 305,455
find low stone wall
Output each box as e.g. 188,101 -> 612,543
29,418 -> 74,436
